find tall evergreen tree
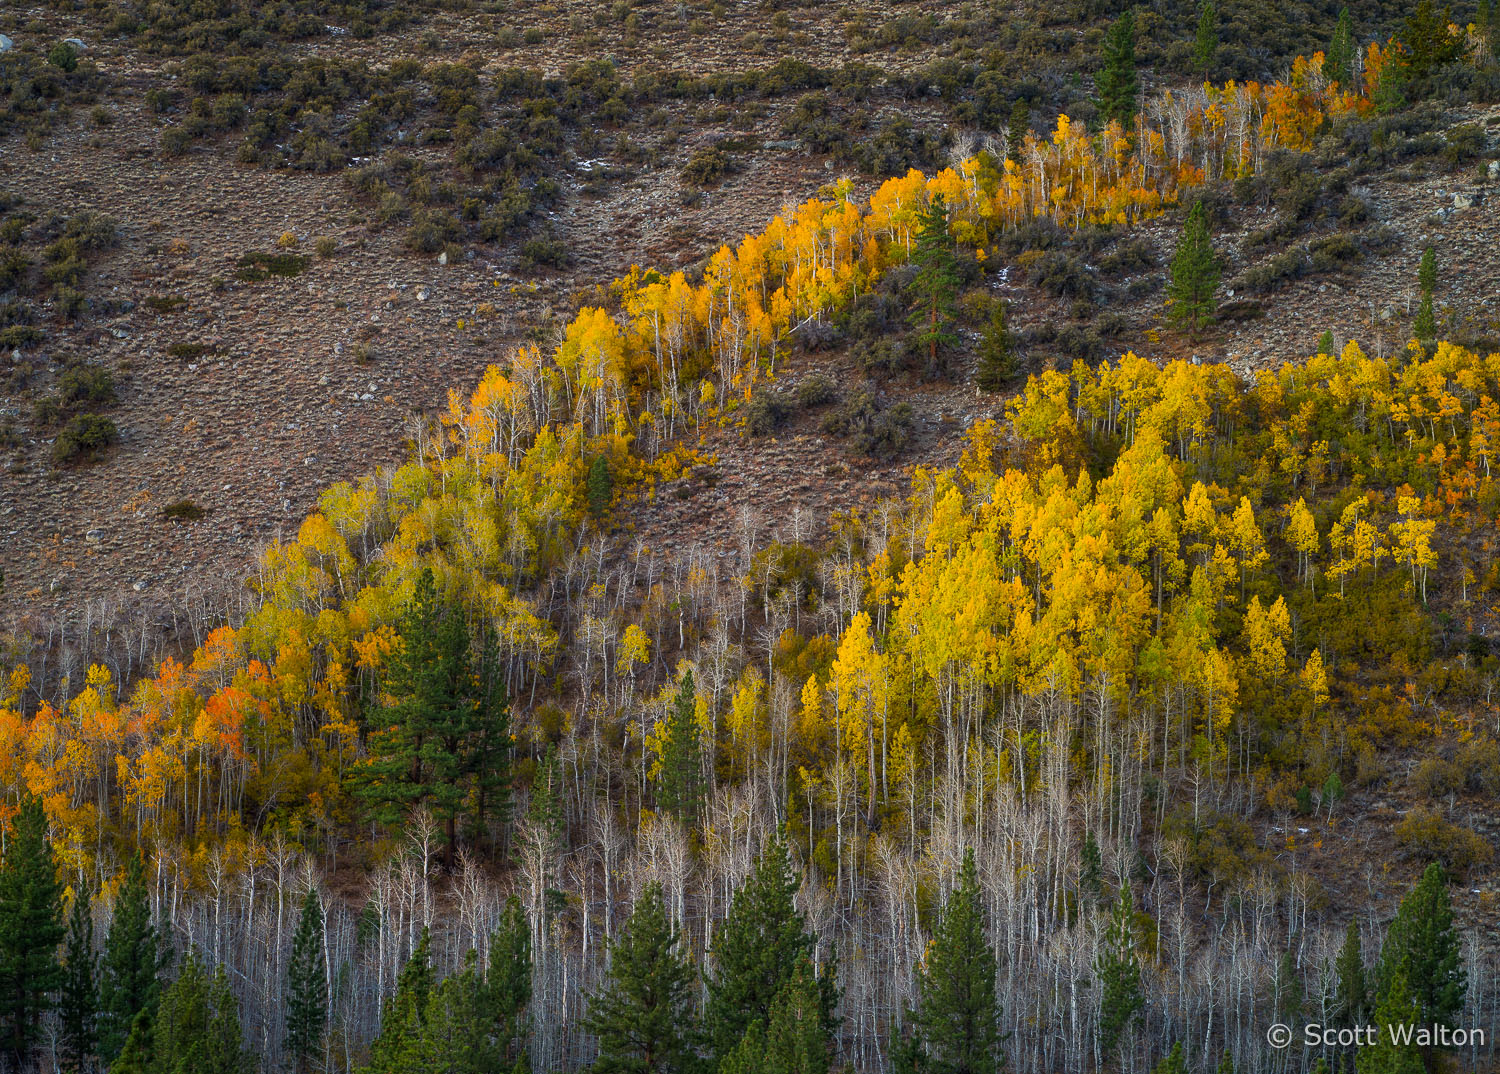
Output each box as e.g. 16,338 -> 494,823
0,794 -> 65,1071
704,838 -> 839,1062
1095,884 -> 1144,1067
1317,329 -> 1336,357
1165,201 -> 1220,337
1005,100 -> 1030,164
1096,9 -> 1139,129
975,300 -> 1017,393
364,929 -> 433,1074
907,196 -> 960,379
1151,1043 -> 1185,1074
1402,0 -> 1461,80
1274,944 -> 1304,1025
285,887 -> 327,1074
587,455 -> 613,518
420,950 -> 505,1074
1193,0 -> 1218,72
584,884 -> 698,1074
154,950 -> 251,1074
1334,919 -> 1367,1026
1418,246 -> 1437,295
1326,7 -> 1355,87
111,1010 -> 155,1074
720,960 -> 829,1074
909,850 -> 1004,1074
468,625 -> 514,854
98,855 -> 169,1066
658,670 -> 704,827
1374,864 -> 1465,1029
1357,963 -> 1423,1074
354,568 -> 509,868
59,890 -> 99,1074
487,895 -> 533,1069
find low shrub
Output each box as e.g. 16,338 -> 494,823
53,413 -> 117,463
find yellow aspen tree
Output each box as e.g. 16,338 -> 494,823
1286,498 -> 1319,591
1226,496 -> 1268,600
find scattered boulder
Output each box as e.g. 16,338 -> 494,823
0,34 -> 12,52
62,37 -> 87,50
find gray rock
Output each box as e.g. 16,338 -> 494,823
132,578 -> 148,592
63,37 -> 86,49
85,528 -> 103,542
0,34 -> 12,52
1454,192 -> 1475,210
1490,160 -> 1500,182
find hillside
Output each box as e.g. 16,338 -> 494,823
3,2 -> 1500,1074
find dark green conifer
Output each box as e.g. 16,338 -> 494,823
975,300 -> 1017,393
1193,0 -> 1218,72
907,196 -> 960,379
1095,884 -> 1144,1065
1165,201 -> 1220,337
658,670 -> 704,827
0,794 -> 65,1071
1374,863 -> 1464,1029
909,850 -> 1004,1074
704,838 -> 838,1062
59,889 -> 98,1073
285,887 -> 328,1074
1096,10 -> 1139,129
584,884 -> 698,1074
1326,8 -> 1355,87
98,856 -> 168,1066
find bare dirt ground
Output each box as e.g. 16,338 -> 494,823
2,3 -> 1498,643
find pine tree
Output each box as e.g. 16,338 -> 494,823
1403,0 -> 1461,80
154,950 -> 251,1074
1080,833 -> 1104,906
910,850 -> 1004,1074
975,300 -> 1017,393
285,887 -> 327,1074
1414,288 -> 1437,343
658,670 -> 704,827
1358,963 -> 1423,1074
1165,201 -> 1220,337
907,196 -> 960,379
365,929 -> 433,1074
1216,1050 -> 1235,1074
468,625 -> 514,854
1274,945 -> 1304,1025
587,456 -> 613,518
421,951 -> 497,1074
1374,864 -> 1465,1029
1096,9 -> 1139,129
0,794 -> 65,1071
721,960 -> 829,1074
111,1010 -> 155,1074
1418,246 -> 1437,295
98,855 -> 168,1066
353,568 -> 488,869
487,896 -> 533,1070
486,900 -> 534,1068
1326,7 -> 1355,87
1151,1043 -> 1184,1074
1335,919 -> 1367,1026
1095,884 -> 1144,1066
59,890 -> 98,1073
1317,330 -> 1336,357
584,884 -> 698,1074
1005,101 -> 1030,164
704,838 -> 838,1062
1193,0 -> 1218,73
